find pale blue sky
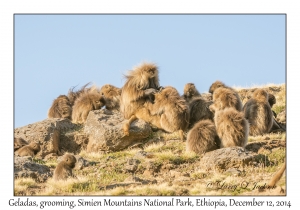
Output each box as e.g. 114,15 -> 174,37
14,14 -> 285,128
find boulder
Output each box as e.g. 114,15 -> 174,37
14,156 -> 52,182
14,118 -> 86,158
84,109 -> 151,152
199,147 -> 258,172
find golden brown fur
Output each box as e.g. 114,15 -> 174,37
208,80 -> 227,94
15,142 -> 41,157
188,97 -> 214,129
147,86 -> 190,140
186,119 -> 220,154
120,62 -> 161,135
100,84 -> 122,111
14,137 -> 28,151
214,107 -> 249,148
53,153 -> 77,181
268,162 -> 286,187
48,95 -> 72,119
72,91 -> 105,124
209,80 -> 243,111
210,87 -> 243,112
243,89 -> 273,136
183,83 -> 201,103
67,82 -> 91,106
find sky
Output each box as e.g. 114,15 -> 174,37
14,14 -> 286,128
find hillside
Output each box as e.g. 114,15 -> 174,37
14,84 -> 286,196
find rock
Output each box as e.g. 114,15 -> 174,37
246,140 -> 286,153
245,141 -> 267,153
14,118 -> 85,158
63,132 -> 89,153
134,151 -> 154,159
199,147 -> 258,172
124,159 -> 140,174
146,161 -> 161,173
84,109 -> 151,152
14,156 -> 52,182
74,155 -> 90,170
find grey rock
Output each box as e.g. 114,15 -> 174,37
14,156 -> 52,182
74,155 -> 90,170
146,161 -> 161,173
14,118 -> 86,158
245,139 -> 286,153
85,109 -> 151,152
125,159 -> 140,174
199,147 -> 259,172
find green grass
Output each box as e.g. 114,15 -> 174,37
16,83 -> 286,196
273,105 -> 285,115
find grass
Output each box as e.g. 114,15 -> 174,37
14,83 -> 286,196
273,105 -> 285,115
248,132 -> 286,142
151,130 -> 183,141
17,137 -> 286,195
14,178 -> 39,195
37,176 -> 98,195
102,182 -> 185,196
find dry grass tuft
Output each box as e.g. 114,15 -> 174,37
14,83 -> 286,196
37,176 -> 97,195
14,177 -> 38,195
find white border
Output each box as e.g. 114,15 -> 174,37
2,0 -> 299,209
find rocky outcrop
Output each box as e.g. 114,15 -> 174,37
14,109 -> 153,157
14,156 -> 52,182
84,109 -> 152,152
14,118 -> 86,158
